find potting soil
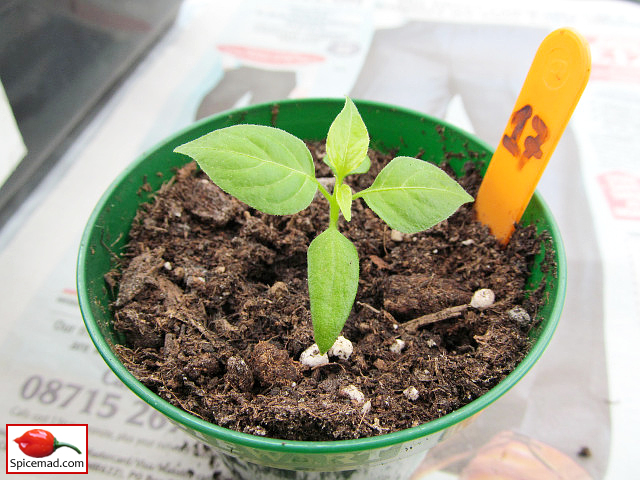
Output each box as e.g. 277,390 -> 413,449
108,143 -> 550,441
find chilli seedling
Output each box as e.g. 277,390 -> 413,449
174,98 -> 473,353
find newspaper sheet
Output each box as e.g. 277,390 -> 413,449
1,1 -> 638,478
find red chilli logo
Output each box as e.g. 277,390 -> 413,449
14,429 -> 82,458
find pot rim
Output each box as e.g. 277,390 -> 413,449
77,97 -> 566,455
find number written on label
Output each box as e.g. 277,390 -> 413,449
502,104 -> 549,168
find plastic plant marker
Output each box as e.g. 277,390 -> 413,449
474,28 -> 591,244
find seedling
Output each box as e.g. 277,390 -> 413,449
174,98 -> 473,353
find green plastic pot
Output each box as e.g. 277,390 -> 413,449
77,98 -> 566,479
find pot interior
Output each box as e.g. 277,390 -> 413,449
77,98 -> 566,460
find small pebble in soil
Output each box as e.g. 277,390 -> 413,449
339,384 -> 365,405
163,261 -> 172,271
403,386 -> 420,401
299,344 -> 329,368
173,266 -> 185,279
244,425 -> 267,436
268,281 -> 289,298
328,336 -> 353,361
470,288 -> 495,310
390,229 -> 404,242
373,358 -> 385,370
508,306 -> 531,326
371,418 -> 384,432
389,338 -> 406,354
187,275 -> 206,287
224,356 -> 253,392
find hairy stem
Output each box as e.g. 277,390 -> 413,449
329,194 -> 340,229
316,181 -> 332,202
315,179 -> 341,229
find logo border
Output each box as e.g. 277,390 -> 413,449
6,424 -> 88,475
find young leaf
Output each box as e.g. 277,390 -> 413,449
325,98 -> 369,178
356,156 -> 473,233
322,153 -> 371,177
174,124 -> 317,215
350,154 -> 371,175
336,183 -> 353,221
307,228 -> 359,354
321,154 -> 337,177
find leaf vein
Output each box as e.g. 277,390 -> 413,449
184,146 -> 315,181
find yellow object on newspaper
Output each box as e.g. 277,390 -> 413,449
474,28 -> 591,244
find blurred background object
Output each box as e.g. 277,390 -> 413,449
0,0 -> 182,228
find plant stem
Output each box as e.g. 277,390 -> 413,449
329,195 -> 340,229
329,174 -> 346,229
315,180 -> 340,229
316,182 -> 332,202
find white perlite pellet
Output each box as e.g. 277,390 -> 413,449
390,230 -> 404,242
389,338 -> 406,354
299,344 -> 329,368
403,386 -> 420,401
470,288 -> 495,310
340,384 -> 365,405
328,336 -> 353,361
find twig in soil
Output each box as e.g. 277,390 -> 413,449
381,309 -> 398,327
353,400 -> 372,438
356,301 -> 381,314
310,362 -> 346,373
401,305 -> 469,333
401,288 -> 497,333
161,380 -> 201,418
356,303 -> 400,332
188,317 -> 223,347
173,313 -> 223,347
99,229 -> 123,266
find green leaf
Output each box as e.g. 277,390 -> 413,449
350,154 -> 371,175
336,183 -> 352,221
322,153 -> 370,177
325,98 -> 369,178
307,228 -> 359,354
174,124 -> 317,215
356,156 -> 473,234
321,154 -> 337,177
